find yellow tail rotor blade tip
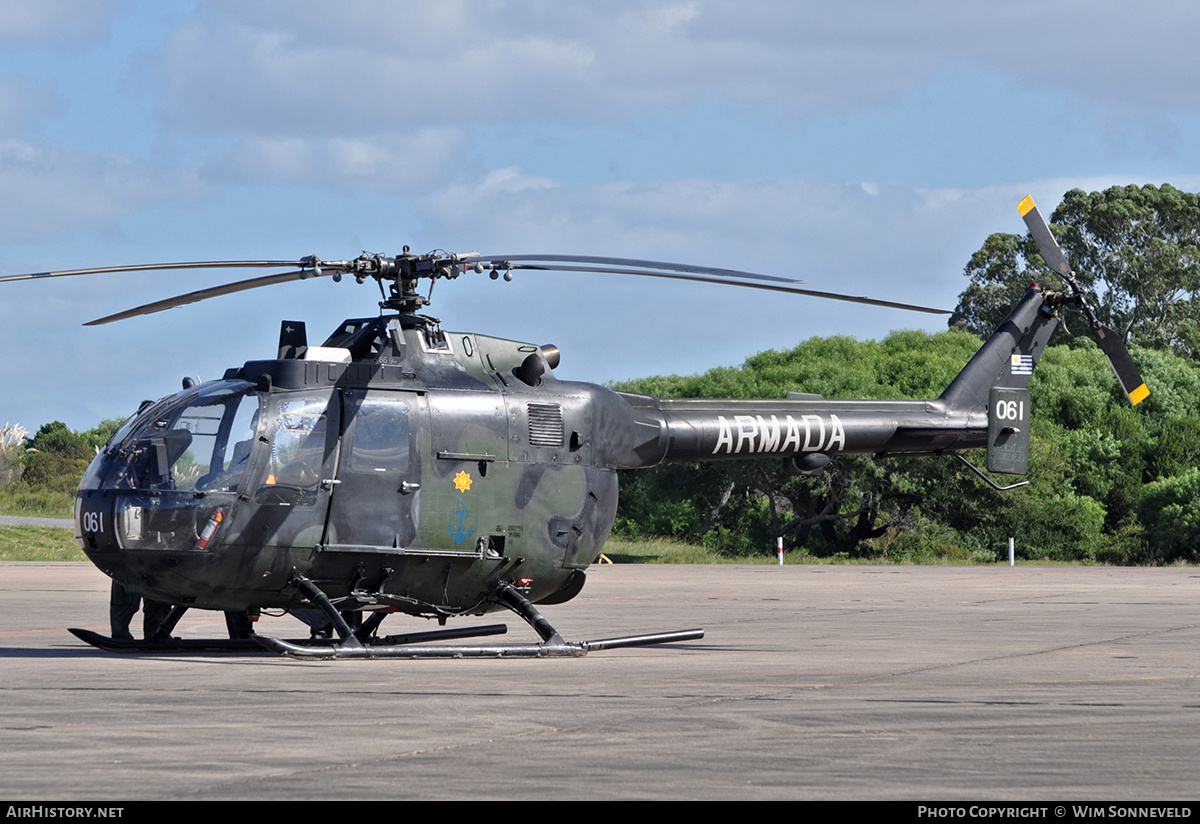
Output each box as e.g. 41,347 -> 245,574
1129,384 -> 1150,405
1017,195 -> 1036,217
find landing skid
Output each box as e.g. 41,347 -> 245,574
69,578 -> 704,659
69,627 -> 267,653
68,623 -> 510,654
255,578 -> 704,659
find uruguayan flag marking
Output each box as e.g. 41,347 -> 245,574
1011,354 -> 1034,375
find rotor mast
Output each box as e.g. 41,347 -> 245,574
308,247 -> 487,317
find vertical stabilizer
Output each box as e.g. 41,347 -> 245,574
940,287 -> 1059,414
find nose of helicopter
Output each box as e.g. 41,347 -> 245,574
73,378 -> 264,602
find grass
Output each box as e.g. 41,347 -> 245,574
0,484 -> 79,560
0,526 -> 87,561
599,536 -> 1002,565
0,526 -> 1124,566
602,536 -> 762,564
0,487 -> 73,519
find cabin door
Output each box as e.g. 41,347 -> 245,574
324,388 -> 423,551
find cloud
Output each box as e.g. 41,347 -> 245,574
7,168 -> 1198,432
129,1 -> 1200,198
153,0 -> 1200,139
416,169 -> 1200,316
0,78 -> 66,136
388,171 -> 972,386
0,140 -> 205,242
153,1 -> 930,133
383,169 -> 1200,389
3,1 -> 1199,435
213,129 -> 471,192
0,0 -> 116,48
423,170 -> 986,279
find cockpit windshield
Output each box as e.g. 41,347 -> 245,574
97,381 -> 260,493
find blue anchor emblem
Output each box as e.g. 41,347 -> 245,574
448,501 -> 473,545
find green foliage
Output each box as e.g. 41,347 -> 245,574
951,232 -> 1068,338
868,510 -> 974,563
1151,416 -> 1200,479
614,330 -> 999,558
1009,489 -> 1107,562
1138,469 -> 1200,564
0,450 -> 18,488
0,419 -> 121,517
614,311 -> 1200,565
19,420 -> 92,495
19,453 -> 89,495
27,420 -> 92,460
82,418 -> 124,451
1059,185 -> 1200,356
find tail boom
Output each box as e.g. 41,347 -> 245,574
606,287 -> 1059,470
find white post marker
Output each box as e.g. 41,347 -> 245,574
777,537 -> 784,565
1009,537 -> 1015,567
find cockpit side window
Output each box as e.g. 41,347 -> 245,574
255,395 -> 331,506
194,391 -> 261,492
349,398 -> 410,473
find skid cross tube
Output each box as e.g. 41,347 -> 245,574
291,574 -> 363,650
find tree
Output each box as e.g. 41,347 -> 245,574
1137,469 -> 1200,564
951,184 -> 1200,358
26,421 -> 91,460
612,330 -> 988,557
611,187 -> 1200,563
81,418 -> 125,451
22,421 -> 93,494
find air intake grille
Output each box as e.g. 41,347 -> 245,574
527,403 -> 564,447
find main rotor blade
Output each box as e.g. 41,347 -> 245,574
0,260 -> 308,284
84,269 -> 321,326
474,254 -> 806,285
1017,196 -> 1071,278
53,250 -> 947,325
508,263 -> 951,315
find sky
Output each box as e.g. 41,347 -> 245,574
2,0 -> 1200,432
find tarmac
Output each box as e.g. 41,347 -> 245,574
1,560 -> 1198,800
0,515 -> 74,528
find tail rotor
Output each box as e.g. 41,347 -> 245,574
1018,196 -> 1150,406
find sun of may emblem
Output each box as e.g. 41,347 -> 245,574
453,470 -> 472,493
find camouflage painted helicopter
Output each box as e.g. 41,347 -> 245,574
1,197 -> 1147,658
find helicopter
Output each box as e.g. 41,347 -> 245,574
1,196 -> 1147,658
